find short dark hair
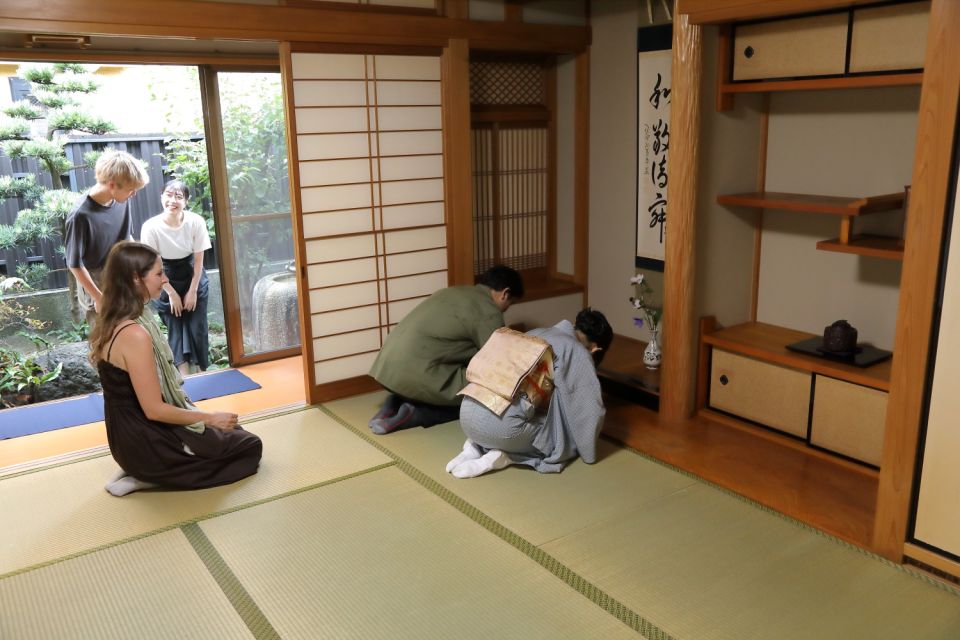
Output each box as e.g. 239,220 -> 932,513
163,179 -> 190,202
575,307 -> 613,365
478,265 -> 524,300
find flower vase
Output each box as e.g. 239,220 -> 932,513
643,327 -> 661,370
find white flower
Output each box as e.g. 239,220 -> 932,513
630,273 -> 645,285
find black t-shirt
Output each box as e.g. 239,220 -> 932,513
64,194 -> 132,271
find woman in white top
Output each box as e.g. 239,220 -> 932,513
140,180 -> 212,375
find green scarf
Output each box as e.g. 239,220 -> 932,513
137,309 -> 205,434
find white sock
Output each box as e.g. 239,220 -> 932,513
445,439 -> 483,473
451,449 -> 512,479
106,467 -> 128,484
105,475 -> 157,497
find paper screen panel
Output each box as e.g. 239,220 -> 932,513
312,305 -> 380,337
386,270 -> 448,299
295,107 -> 369,134
383,225 -> 447,253
302,209 -> 374,238
309,281 -> 379,313
301,183 -> 373,213
378,130 -> 443,156
300,158 -> 374,188
381,202 -> 444,229
373,57 -> 440,81
386,247 -> 447,277
293,80 -> 367,106
380,178 -> 443,206
376,106 -> 442,131
387,296 -> 427,323
291,53 -> 365,79
305,234 -> 375,263
379,155 -> 442,181
315,352 -> 378,385
314,328 -> 381,360
375,81 -> 441,106
306,257 -> 379,288
297,133 -> 372,161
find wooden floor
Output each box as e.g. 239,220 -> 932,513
0,356 -> 306,469
599,333 -> 878,550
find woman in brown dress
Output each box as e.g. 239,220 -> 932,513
89,241 -> 262,497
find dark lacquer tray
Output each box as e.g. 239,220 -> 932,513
785,336 -> 892,368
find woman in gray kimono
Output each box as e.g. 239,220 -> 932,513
450,308 -> 613,478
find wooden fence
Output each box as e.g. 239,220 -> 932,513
0,133 -> 215,288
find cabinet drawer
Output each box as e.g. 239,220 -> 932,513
732,12 -> 848,81
810,375 -> 887,465
709,349 -> 811,437
849,2 -> 929,73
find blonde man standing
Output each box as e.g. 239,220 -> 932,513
65,149 -> 149,325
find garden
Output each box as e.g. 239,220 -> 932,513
0,62 -> 291,408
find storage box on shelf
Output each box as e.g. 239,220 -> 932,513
698,318 -> 890,467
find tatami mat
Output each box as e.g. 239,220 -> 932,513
324,392 -> 960,640
200,466 -> 640,639
0,529 -> 253,639
323,391 -> 697,545
543,482 -> 960,639
0,407 -> 390,576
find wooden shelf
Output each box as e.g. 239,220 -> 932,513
702,321 -> 891,392
720,72 -> 923,97
716,191 -> 904,216
816,235 -> 904,261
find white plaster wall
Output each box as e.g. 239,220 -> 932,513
523,0 -> 586,26
505,292 -> 583,330
469,0 -> 504,21
759,86 -> 920,349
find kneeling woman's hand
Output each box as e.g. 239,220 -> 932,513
205,411 -> 239,431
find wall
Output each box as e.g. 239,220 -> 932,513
589,4 -> 761,341
759,86 -> 920,349
505,292 -> 581,330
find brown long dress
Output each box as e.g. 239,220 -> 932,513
97,339 -> 262,489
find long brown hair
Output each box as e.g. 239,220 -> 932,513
88,241 -> 160,364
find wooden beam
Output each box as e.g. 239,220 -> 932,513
0,0 -> 589,54
873,0 -> 960,562
442,38 -> 474,286
443,0 -> 469,20
661,4 -> 702,422
573,48 -> 589,301
505,1 -> 524,23
678,0 -> 882,25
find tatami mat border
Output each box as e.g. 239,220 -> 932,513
183,523 -> 282,640
0,404 -> 315,481
601,435 -> 960,599
317,405 -> 672,640
0,461 -> 395,581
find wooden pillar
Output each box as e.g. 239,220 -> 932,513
660,6 -> 702,422
442,38 -> 475,285
873,0 -> 960,561
444,0 -> 468,19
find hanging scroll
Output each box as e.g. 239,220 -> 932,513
636,24 -> 672,271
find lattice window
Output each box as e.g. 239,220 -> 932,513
469,61 -> 545,105
472,125 -> 548,275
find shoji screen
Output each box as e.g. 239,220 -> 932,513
287,50 -> 448,398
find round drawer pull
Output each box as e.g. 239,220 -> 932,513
719,374 -> 729,385
743,46 -> 755,59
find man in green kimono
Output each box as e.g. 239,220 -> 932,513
368,265 -> 524,434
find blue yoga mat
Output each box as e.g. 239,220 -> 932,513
0,368 -> 261,440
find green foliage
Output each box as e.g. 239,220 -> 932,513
3,103 -> 42,120
0,175 -> 44,204
53,62 -> 85,74
49,78 -> 98,94
48,110 -> 116,135
0,119 -> 30,140
162,136 -> 212,221
0,189 -> 76,249
47,320 -> 90,343
207,333 -> 230,370
17,330 -> 51,350
4,138 -> 72,175
0,277 -> 47,334
16,263 -> 50,290
0,348 -> 62,403
33,90 -> 68,110
21,66 -> 54,85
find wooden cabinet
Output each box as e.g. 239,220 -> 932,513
709,349 -> 810,437
702,322 -> 890,466
849,2 -> 930,73
732,13 -> 848,81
